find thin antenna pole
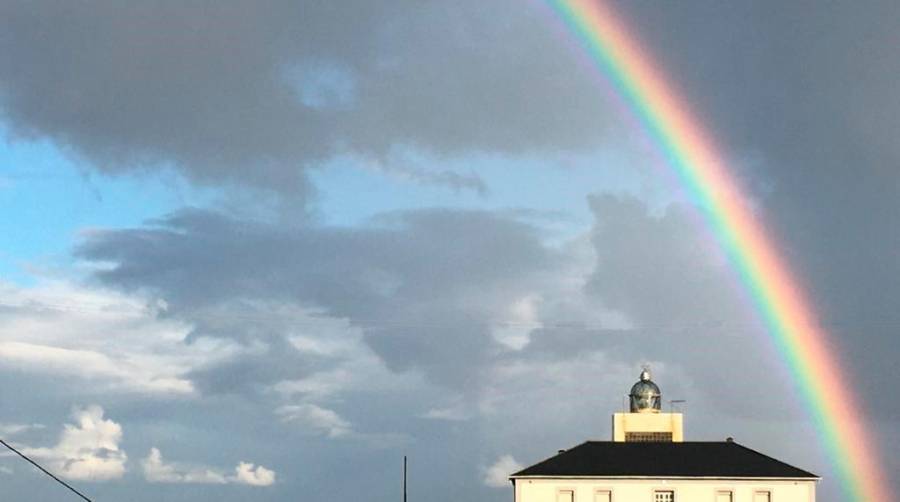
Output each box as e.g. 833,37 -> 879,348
403,455 -> 407,502
0,438 -> 92,502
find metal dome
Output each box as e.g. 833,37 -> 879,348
629,368 -> 661,413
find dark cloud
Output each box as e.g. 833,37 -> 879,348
0,0 -> 609,195
77,207 -> 560,387
577,195 -> 801,422
587,194 -> 747,327
611,0 -> 900,421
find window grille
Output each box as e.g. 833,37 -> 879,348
625,432 -> 672,442
654,490 -> 674,502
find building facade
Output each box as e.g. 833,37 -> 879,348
510,370 -> 818,502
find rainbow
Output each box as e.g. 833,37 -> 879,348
545,1 -> 890,500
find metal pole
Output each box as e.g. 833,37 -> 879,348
403,455 -> 407,502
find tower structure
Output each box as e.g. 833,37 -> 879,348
611,368 -> 683,442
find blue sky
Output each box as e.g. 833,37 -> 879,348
0,132 -> 214,284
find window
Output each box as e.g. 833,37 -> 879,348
557,490 -> 574,502
754,491 -> 772,502
625,432 -> 673,442
716,491 -> 733,502
594,490 -> 611,502
654,490 -> 674,502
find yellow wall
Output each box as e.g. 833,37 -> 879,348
611,412 -> 683,442
514,477 -> 815,502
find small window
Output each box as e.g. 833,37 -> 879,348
716,491 -> 733,502
625,432 -> 673,442
654,491 -> 674,502
557,490 -> 574,502
754,491 -> 772,502
595,490 -> 611,502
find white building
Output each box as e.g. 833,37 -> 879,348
510,369 -> 818,502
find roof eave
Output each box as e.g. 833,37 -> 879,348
509,475 -> 821,482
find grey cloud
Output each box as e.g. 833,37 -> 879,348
0,0 -> 608,194
186,337 -> 308,396
77,207 -> 561,387
582,195 -> 802,422
66,198 -> 860,499
74,197 -> 819,427
612,0 -> 900,422
587,194 -> 748,328
374,160 -> 488,196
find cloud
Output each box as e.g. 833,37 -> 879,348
231,462 -> 276,487
0,280 -> 241,395
586,194 -> 744,328
142,448 -> 275,487
0,342 -> 192,394
356,151 -> 489,195
68,199 -> 852,496
76,208 -> 561,389
0,0 -> 611,195
583,195 -> 800,419
21,405 -> 126,481
0,423 -> 43,437
483,455 -> 521,488
421,399 -> 472,422
142,448 -> 226,484
490,294 -> 541,351
276,404 -> 352,438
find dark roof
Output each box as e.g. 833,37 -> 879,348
511,441 -> 818,479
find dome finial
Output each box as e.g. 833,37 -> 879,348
639,365 -> 652,382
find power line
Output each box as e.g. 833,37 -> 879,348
0,438 -> 93,502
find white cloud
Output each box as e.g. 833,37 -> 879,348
275,324 -> 427,401
491,295 -> 541,351
271,368 -> 354,400
276,403 -> 351,438
0,423 -> 44,437
142,448 -> 275,487
0,341 -> 193,394
21,405 -> 126,481
232,462 -> 276,487
420,395 -> 471,421
142,448 -> 227,484
483,455 -> 522,488
0,280 -> 242,395
421,405 -> 471,422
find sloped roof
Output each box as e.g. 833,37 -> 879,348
511,441 -> 818,479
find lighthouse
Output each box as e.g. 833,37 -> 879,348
612,367 -> 683,442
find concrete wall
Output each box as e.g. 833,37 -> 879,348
514,477 -> 816,502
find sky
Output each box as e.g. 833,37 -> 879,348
0,1 -> 898,501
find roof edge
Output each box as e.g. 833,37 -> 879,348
509,475 -> 821,481
510,441 -> 819,479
